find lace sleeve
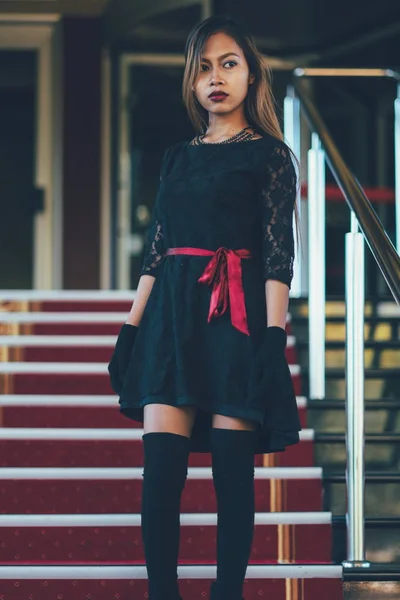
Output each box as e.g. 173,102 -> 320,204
140,149 -> 170,278
259,141 -> 297,289
140,194 -> 165,277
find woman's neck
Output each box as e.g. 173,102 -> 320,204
202,122 -> 253,143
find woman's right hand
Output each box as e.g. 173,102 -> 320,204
108,275 -> 155,394
108,323 -> 139,395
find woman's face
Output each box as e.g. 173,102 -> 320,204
192,32 -> 254,117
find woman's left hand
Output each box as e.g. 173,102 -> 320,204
248,326 -> 294,403
108,323 -> 139,395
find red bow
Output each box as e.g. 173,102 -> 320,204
165,247 -> 252,336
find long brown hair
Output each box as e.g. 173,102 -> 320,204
182,14 -> 301,251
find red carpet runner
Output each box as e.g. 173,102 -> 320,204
0,293 -> 343,599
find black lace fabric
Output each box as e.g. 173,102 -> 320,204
259,143 -> 296,288
140,138 -> 296,288
141,204 -> 165,277
121,135 -> 302,455
140,149 -> 169,277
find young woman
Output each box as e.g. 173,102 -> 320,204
108,13 -> 302,600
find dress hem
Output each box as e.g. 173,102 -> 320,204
119,394 -> 265,424
119,394 -> 301,455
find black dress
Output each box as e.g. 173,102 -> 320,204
119,133 -> 302,454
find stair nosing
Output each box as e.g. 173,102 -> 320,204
0,466 -> 322,479
0,511 -> 332,527
0,564 -> 342,579
0,395 -> 308,407
0,427 -> 314,441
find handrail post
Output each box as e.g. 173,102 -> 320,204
308,133 -> 326,399
342,213 -> 370,568
395,83 -> 400,253
284,85 -> 303,297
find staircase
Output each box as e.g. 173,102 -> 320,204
0,291 -> 345,599
291,297 -> 400,599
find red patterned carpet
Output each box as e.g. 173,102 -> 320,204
0,294 -> 343,599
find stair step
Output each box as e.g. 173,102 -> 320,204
0,565 -> 343,600
0,405 -> 141,428
325,472 -> 400,483
0,370 -> 303,396
0,334 -> 297,347
298,349 -> 399,370
316,451 -> 400,477
307,399 -> 400,410
332,517 -> 400,564
0,396 -> 308,429
297,340 -> 400,349
303,367 -> 399,378
0,291 -> 136,301
290,298 -> 399,318
343,562 -> 400,582
324,472 -> 400,516
0,323 -> 125,335
0,335 -> 297,363
0,312 -> 132,323
0,436 -> 313,468
0,362 -> 301,375
0,312 -> 292,324
0,511 -> 332,526
0,394 -> 307,406
0,335 -> 122,345
0,512 -> 332,563
0,293 -> 134,315
0,398 -> 307,429
315,433 -> 400,444
0,427 -> 314,441
292,314 -> 400,323
0,311 -> 291,336
0,467 -> 322,513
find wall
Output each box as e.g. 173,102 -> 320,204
62,17 -> 102,289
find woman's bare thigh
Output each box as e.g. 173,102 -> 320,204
144,403 -> 197,438
212,414 -> 257,431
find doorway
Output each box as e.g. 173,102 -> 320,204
0,51 -> 37,288
0,21 -> 58,290
117,54 -> 192,290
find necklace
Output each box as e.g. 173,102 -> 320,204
194,126 -> 257,145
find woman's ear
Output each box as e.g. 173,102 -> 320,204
248,73 -> 255,85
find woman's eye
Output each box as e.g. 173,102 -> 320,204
200,60 -> 237,72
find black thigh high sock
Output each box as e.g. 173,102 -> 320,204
210,428 -> 257,600
141,432 -> 191,600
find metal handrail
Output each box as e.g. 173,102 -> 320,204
292,78 -> 400,302
294,67 -> 400,80
284,70 -> 400,572
294,67 -> 400,256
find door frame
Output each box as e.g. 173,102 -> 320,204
0,16 -> 60,289
117,53 -> 300,292
117,53 -> 185,290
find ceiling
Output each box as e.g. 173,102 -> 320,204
101,0 -> 400,70
0,0 -> 110,17
0,0 -> 399,71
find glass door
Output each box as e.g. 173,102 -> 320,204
0,50 -> 37,288
117,54 -> 193,289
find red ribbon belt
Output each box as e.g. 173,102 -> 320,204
165,247 -> 252,336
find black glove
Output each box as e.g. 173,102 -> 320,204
108,323 -> 139,395
248,326 -> 293,404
